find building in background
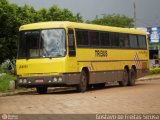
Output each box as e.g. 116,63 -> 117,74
133,27 -> 160,68
147,27 -> 160,68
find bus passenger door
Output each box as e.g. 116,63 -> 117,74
68,29 -> 77,72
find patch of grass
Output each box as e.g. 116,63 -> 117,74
150,68 -> 160,74
0,74 -> 16,92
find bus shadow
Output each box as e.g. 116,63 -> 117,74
16,90 -> 37,95
16,82 -> 148,95
48,84 -> 120,94
44,82 -> 149,94
48,87 -> 77,94
15,85 -> 118,95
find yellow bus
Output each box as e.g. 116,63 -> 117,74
16,21 -> 149,94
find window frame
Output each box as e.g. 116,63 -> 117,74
138,35 -> 147,49
75,28 -> 147,50
100,32 -> 111,48
89,31 -> 100,47
68,29 -> 76,57
18,28 -> 67,59
75,29 -> 89,47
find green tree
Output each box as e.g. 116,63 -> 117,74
0,0 -> 83,64
75,12 -> 83,22
38,8 -> 48,21
88,14 -> 134,28
38,5 -> 83,22
0,0 -> 18,63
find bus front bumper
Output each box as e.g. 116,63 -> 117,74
17,73 -> 80,87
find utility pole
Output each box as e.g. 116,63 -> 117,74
134,2 -> 137,28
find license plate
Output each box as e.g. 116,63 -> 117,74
35,79 -> 44,83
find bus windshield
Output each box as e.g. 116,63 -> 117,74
18,29 -> 66,58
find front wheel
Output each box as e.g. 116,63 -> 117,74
77,71 -> 87,92
36,86 -> 48,94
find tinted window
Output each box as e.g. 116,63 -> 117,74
129,35 -> 138,48
76,30 -> 88,46
18,31 -> 40,58
110,32 -> 119,47
100,32 -> 110,47
119,34 -> 129,48
68,29 -> 76,56
68,30 -> 74,47
89,31 -> 99,46
138,35 -> 147,49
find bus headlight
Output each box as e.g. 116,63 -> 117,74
23,79 -> 27,83
19,79 -> 23,83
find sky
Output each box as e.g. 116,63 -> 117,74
9,0 -> 160,27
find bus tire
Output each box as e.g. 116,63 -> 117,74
119,68 -> 128,87
36,86 -> 48,94
128,68 -> 136,86
77,71 -> 87,92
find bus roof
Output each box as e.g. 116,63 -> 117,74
19,21 -> 146,35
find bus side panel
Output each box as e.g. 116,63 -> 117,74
76,48 -> 149,84
89,70 -> 124,84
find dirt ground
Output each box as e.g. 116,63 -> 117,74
0,80 -> 160,114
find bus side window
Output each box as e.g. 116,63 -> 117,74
68,29 -> 76,57
89,31 -> 100,47
76,30 -> 89,47
110,32 -> 119,48
129,34 -> 138,49
138,35 -> 147,49
119,34 -> 130,48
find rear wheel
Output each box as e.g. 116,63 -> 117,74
77,71 -> 87,92
119,68 -> 129,87
128,68 -> 136,86
36,86 -> 48,94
